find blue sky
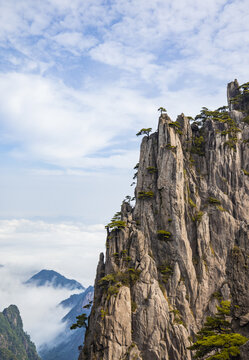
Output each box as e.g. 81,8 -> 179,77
0,0 -> 249,285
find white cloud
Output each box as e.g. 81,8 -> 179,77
0,219 -> 106,286
0,72 -> 156,169
0,217 -> 106,347
0,218 -> 105,347
0,265 -> 76,348
51,32 -> 98,55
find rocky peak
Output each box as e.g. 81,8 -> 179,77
3,304 -> 23,329
0,304 -> 41,360
80,81 -> 249,360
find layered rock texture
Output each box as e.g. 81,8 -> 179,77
80,80 -> 249,360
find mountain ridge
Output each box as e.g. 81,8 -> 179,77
40,286 -> 94,360
25,269 -> 84,290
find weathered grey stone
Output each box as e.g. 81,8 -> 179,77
80,81 -> 249,360
240,313 -> 249,326
240,340 -> 249,359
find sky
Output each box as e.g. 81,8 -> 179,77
0,0 -> 249,347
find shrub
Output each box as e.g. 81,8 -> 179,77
191,135 -> 205,156
166,143 -> 176,150
147,166 -> 158,174
192,211 -> 204,222
157,230 -> 172,241
138,191 -> 154,199
208,197 -> 221,205
131,300 -> 137,312
98,269 -> 141,294
158,262 -> 173,283
188,197 -> 196,208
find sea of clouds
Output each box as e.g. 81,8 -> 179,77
0,219 -> 105,348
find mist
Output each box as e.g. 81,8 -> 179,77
0,265 -> 81,349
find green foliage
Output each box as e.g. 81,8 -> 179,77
147,166 -> 158,174
188,301 -> 248,359
70,313 -> 88,330
242,168 -> 249,176
158,262 -> 173,283
169,121 -> 181,129
168,121 -> 183,135
158,107 -> 167,114
208,197 -> 221,205
136,128 -> 152,137
83,301 -> 93,309
230,82 -> 249,106
134,163 -> 139,170
100,308 -> 108,319
98,269 -> 142,298
192,211 -> 204,222
0,305 -> 41,360
191,135 -> 205,156
105,211 -> 126,230
166,143 -> 177,150
0,348 -> 18,360
195,107 -> 240,150
131,300 -> 137,312
157,230 -> 172,241
242,115 -> 249,124
170,308 -> 185,325
188,197 -> 196,208
138,190 -> 154,199
211,291 -> 223,302
216,205 -> 227,212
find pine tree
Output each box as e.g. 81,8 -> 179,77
188,301 -> 248,359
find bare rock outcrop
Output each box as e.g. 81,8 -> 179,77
79,81 -> 249,360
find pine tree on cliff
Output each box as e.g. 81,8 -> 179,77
189,301 -> 247,359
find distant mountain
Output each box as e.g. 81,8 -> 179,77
0,304 -> 41,360
25,269 -> 84,290
40,286 -> 94,360
60,286 -> 93,310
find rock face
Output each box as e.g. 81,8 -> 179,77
80,81 -> 249,360
0,305 -> 41,360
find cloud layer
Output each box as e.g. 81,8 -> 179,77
0,218 -> 105,348
0,218 -> 106,285
0,265 -> 71,348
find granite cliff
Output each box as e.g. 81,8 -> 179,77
80,80 -> 249,360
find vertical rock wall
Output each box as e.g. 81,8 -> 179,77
80,81 -> 249,360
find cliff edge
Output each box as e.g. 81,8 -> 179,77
80,81 -> 249,360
